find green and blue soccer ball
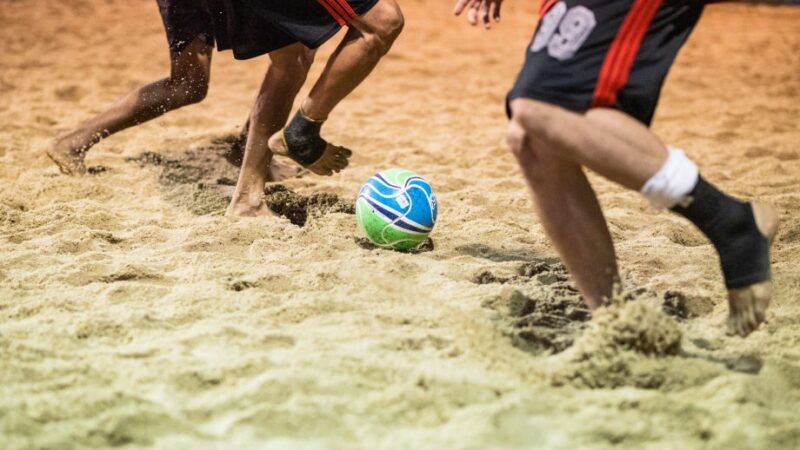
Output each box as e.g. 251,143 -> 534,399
356,168 -> 437,251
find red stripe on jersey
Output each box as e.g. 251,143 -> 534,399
591,0 -> 663,108
316,0 -> 347,25
331,0 -> 358,18
539,0 -> 558,16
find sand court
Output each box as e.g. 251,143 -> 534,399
1,0 -> 800,448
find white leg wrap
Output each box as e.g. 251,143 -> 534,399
640,147 -> 699,209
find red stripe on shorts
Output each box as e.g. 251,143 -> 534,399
325,0 -> 356,21
591,0 -> 663,108
316,0 -> 347,25
331,0 -> 358,18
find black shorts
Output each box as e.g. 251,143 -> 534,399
508,0 -> 704,125
156,0 -> 215,54
207,0 -> 381,60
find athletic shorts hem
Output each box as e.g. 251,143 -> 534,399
724,272 -> 771,290
157,0 -> 215,55
305,25 -> 343,51
353,0 -> 381,16
225,0 -> 381,60
303,0 -> 382,50
506,88 -> 589,118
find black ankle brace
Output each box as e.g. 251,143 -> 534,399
283,110 -> 326,165
671,176 -> 770,289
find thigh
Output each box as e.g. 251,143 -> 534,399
170,36 -> 213,84
156,0 -> 215,55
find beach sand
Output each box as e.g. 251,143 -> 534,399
1,1 -> 799,448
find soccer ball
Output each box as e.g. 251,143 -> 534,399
355,168 -> 437,251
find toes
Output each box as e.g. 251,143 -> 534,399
727,314 -> 745,337
727,284 -> 771,337
728,311 -> 760,337
727,307 -> 756,338
746,306 -> 758,332
304,143 -> 352,176
332,146 -> 352,160
726,317 -> 737,336
755,308 -> 766,325
740,320 -> 755,337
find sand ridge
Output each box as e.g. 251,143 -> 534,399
1,0 -> 800,448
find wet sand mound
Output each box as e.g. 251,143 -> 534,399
263,184 -> 354,227
476,260 -> 591,353
126,142 -> 342,222
551,300 -> 682,389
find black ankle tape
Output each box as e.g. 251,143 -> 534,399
671,176 -> 770,289
283,110 -> 326,165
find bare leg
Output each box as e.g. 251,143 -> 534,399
301,0 -> 404,120
226,44 -> 314,217
224,118 -> 302,183
267,0 -> 404,174
507,114 -> 618,309
48,38 -> 212,174
508,99 -> 777,336
512,103 -> 668,190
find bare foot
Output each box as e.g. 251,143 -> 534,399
225,190 -> 276,218
267,156 -> 304,182
225,200 -> 275,217
726,202 -> 779,337
47,136 -> 87,175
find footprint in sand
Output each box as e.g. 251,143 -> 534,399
661,290 -> 715,319
775,150 -> 799,161
264,184 -> 353,227
744,146 -> 774,159
53,85 -> 86,102
475,261 -> 589,354
472,260 -> 573,287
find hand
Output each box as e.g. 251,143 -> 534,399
453,0 -> 503,29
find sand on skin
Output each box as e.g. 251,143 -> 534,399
1,1 -> 799,448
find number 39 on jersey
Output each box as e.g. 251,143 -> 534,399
532,2 -> 597,61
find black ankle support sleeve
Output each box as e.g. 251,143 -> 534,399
283,111 -> 326,165
671,176 -> 770,289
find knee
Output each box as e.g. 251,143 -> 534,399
506,118 -> 529,160
270,47 -> 315,88
168,70 -> 209,106
286,47 -> 315,77
182,80 -> 209,105
169,55 -> 211,106
506,110 -> 561,184
365,4 -> 404,55
284,49 -> 315,89
508,99 -> 559,143
298,48 -> 316,72
379,6 -> 405,45
294,48 -> 316,85
506,112 -> 552,162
